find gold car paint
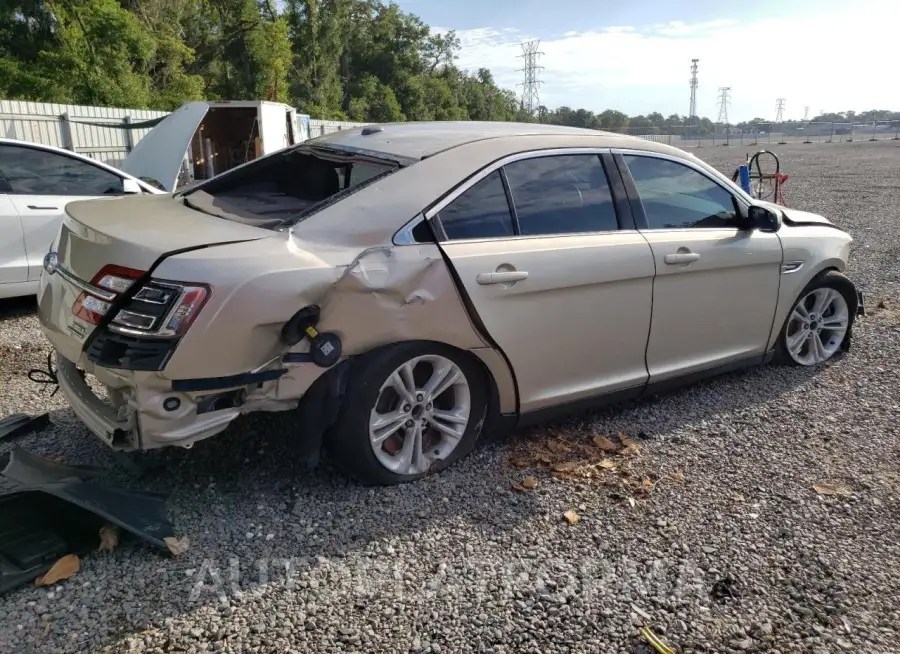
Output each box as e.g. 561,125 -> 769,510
37,126 -> 854,452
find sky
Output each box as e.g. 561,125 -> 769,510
395,0 -> 896,122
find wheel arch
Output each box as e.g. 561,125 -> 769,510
293,338 -> 514,468
767,260 -> 854,351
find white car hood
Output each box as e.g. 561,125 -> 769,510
120,101 -> 209,193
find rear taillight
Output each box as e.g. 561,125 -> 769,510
152,285 -> 210,337
72,264 -> 211,338
73,265 -> 144,326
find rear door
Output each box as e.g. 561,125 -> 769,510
432,150 -> 655,413
615,150 -> 783,382
0,143 -> 136,282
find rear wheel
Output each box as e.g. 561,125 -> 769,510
776,270 -> 857,366
329,342 -> 488,485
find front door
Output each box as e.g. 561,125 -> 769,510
618,153 -> 783,382
434,152 -> 656,413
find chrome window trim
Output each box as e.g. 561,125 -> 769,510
392,147 -> 613,245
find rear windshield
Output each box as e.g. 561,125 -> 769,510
179,146 -> 400,229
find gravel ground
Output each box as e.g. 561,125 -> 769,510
1,141 -> 900,654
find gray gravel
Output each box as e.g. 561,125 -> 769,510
1,141 -> 900,654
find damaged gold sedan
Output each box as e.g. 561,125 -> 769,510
37,122 -> 862,484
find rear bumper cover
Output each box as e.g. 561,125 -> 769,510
55,353 -> 242,451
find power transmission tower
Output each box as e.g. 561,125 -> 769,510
688,59 -> 699,120
517,40 -> 544,116
716,87 -> 731,124
775,98 -> 786,122
803,106 -> 810,121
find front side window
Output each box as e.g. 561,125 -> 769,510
438,170 -> 515,240
623,155 -> 738,230
503,154 -> 619,235
0,145 -> 125,196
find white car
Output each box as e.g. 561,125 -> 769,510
0,139 -> 163,300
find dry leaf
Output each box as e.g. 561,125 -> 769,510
35,554 -> 79,587
511,483 -> 527,492
668,469 -> 685,483
593,435 -> 619,452
552,461 -> 580,472
619,433 -> 637,448
98,524 -> 120,552
732,493 -> 746,502
598,459 -> 617,469
813,482 -> 852,497
621,444 -> 642,457
164,535 -> 190,557
521,476 -> 538,489
563,509 -> 580,525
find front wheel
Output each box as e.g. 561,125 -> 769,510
776,270 -> 858,366
328,342 -> 488,485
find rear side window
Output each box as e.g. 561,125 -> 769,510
503,155 -> 619,235
439,170 -> 515,240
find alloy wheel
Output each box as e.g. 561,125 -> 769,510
368,354 -> 471,476
784,287 -> 849,366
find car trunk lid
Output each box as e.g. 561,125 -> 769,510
59,194 -> 270,281
40,194 -> 271,356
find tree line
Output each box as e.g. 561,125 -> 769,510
1,1 -> 897,133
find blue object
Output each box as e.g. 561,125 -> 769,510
738,164 -> 752,194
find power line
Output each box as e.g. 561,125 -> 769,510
517,40 -> 544,116
716,87 -> 731,124
775,98 -> 786,123
688,59 -> 699,120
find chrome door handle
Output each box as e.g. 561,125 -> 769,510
476,271 -> 529,285
664,252 -> 700,265
27,205 -> 58,210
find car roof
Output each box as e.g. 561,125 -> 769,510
308,121 -> 670,161
0,137 -> 160,193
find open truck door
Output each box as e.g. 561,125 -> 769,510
120,101 -> 209,193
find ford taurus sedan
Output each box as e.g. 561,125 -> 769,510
37,121 -> 862,485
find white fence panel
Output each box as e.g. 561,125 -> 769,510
0,100 -> 170,166
1,100 -> 372,166
308,118 -> 371,137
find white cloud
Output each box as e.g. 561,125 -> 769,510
435,10 -> 897,122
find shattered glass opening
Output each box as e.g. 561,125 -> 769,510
179,146 -> 401,229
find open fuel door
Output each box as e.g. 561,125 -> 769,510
120,101 -> 209,193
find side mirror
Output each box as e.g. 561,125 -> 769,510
122,178 -> 142,195
746,205 -> 781,232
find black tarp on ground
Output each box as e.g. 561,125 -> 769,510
0,446 -> 174,595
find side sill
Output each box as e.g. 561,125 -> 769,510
511,352 -> 773,430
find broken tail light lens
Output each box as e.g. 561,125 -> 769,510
73,265 -> 145,326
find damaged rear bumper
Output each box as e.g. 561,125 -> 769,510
55,353 -> 248,451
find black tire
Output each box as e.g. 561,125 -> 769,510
774,269 -> 858,366
328,341 -> 489,485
